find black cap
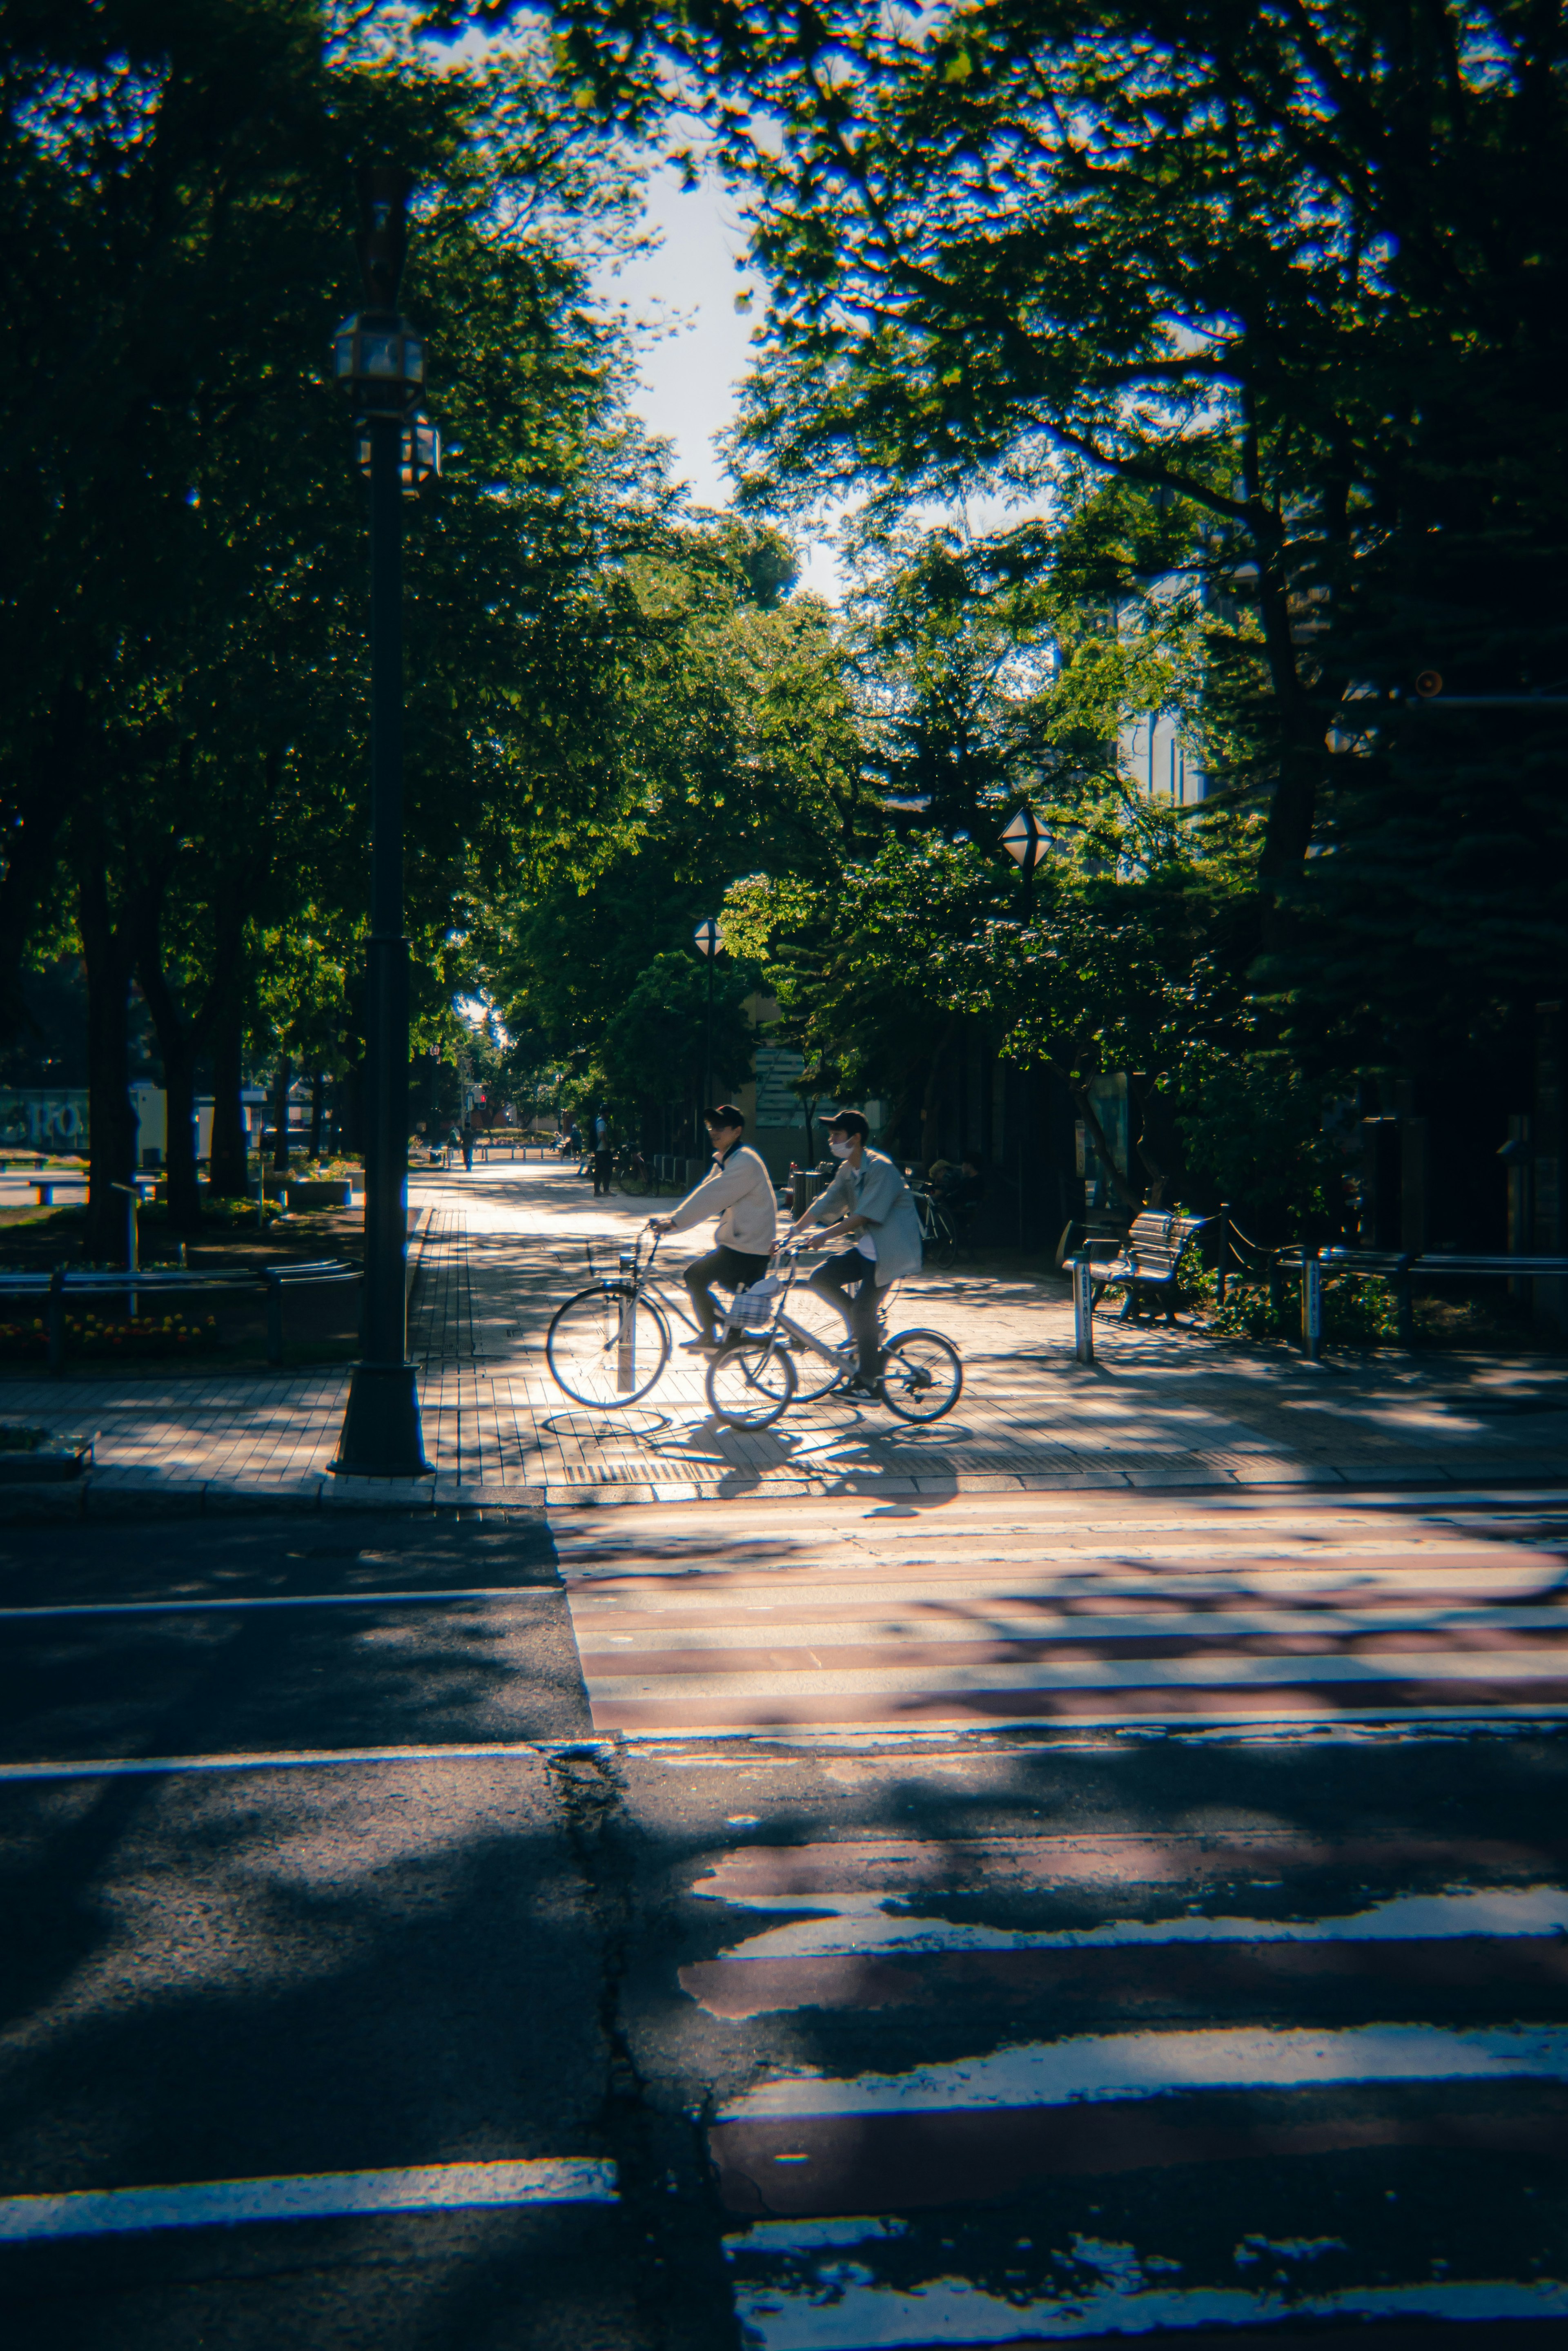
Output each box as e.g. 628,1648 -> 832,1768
704,1103 -> 746,1130
826,1109 -> 870,1140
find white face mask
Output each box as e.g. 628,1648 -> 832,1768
829,1137 -> 853,1160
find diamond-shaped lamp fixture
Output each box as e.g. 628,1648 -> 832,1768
354,411 -> 441,497
693,917 -> 721,957
1001,805 -> 1050,869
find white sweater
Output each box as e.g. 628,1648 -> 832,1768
667,1144 -> 778,1255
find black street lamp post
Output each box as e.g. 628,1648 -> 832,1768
693,917 -> 720,1121
331,168 -> 437,1480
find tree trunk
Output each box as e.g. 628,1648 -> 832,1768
309,1069 -> 325,1159
137,956 -> 202,1229
209,997 -> 249,1196
271,1054 -> 292,1171
0,689 -> 91,1046
920,1017 -> 960,1164
75,856 -> 139,1262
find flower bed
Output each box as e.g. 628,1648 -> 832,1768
0,1313 -> 220,1361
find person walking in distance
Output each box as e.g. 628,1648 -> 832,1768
461,1112 -> 475,1173
649,1104 -> 778,1350
592,1109 -> 614,1198
786,1109 -> 923,1395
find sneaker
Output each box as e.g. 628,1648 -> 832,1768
840,1375 -> 881,1401
679,1335 -> 719,1353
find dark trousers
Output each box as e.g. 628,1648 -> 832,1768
461,1139 -> 474,1171
592,1150 -> 613,1196
809,1249 -> 882,1377
684,1245 -> 771,1342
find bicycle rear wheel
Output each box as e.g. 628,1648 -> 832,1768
617,1159 -> 650,1197
925,1209 -> 958,1271
546,1286 -> 669,1407
780,1285 -> 855,1401
879,1327 -> 963,1421
706,1338 -> 797,1428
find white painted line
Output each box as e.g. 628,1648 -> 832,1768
0,1588 -> 549,1623
575,1603 -> 1567,1652
573,1570 -> 1568,1608
717,2021 -> 1568,2120
697,1885 -> 1568,1963
0,1740 -> 614,1785
727,2266 -> 1568,2349
0,2157 -> 618,2243
585,1648 -> 1568,1699
615,1706 -> 1568,1742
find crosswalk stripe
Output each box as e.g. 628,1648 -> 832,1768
562,1512 -> 1568,1738
0,2158 -> 619,2243
692,1830 -> 1565,1889
726,2259 -> 1568,2349
705,1821 -> 1568,2337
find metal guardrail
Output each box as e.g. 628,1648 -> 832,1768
1060,1235 -> 1568,1364
1316,1246 -> 1568,1356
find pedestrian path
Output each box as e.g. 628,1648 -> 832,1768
4,1161 -> 1567,1514
699,1825 -> 1568,2344
557,1490 -> 1568,1739
396,1174 -> 1568,1506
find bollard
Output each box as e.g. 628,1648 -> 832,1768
47,1265 -> 66,1374
616,1252 -> 637,1390
1301,1252 -> 1323,1361
266,1269 -> 284,1366
1396,1255 -> 1414,1349
1072,1257 -> 1094,1364
111,1179 -> 139,1319
1216,1201 -> 1229,1307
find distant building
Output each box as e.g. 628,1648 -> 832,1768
1119,709 -> 1208,804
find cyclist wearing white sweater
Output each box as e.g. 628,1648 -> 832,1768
650,1103 -> 779,1350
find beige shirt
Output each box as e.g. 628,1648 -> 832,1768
668,1142 -> 778,1256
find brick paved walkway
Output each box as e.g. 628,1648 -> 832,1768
3,1161 -> 1565,1516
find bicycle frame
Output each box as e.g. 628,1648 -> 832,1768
746,1244 -> 895,1367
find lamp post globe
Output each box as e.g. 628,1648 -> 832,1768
330,165 -> 433,1482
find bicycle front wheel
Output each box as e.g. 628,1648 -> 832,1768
546,1286 -> 669,1407
879,1327 -> 963,1422
618,1163 -> 650,1198
926,1210 -> 958,1271
707,1338 -> 797,1429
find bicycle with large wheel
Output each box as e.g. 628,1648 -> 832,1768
544,1227 -> 852,1414
704,1241 -> 964,1431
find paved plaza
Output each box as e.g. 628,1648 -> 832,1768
2,1160 -> 1565,1516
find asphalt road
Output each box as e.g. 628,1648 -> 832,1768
1,1497 -> 1565,2349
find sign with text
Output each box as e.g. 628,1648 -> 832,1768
754,1044 -> 806,1128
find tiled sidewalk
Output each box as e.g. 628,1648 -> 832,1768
3,1160 -> 1564,1518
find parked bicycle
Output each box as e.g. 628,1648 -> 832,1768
544,1229 -> 962,1428
910,1184 -> 959,1269
612,1147 -> 655,1197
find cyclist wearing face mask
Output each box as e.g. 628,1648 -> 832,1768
785,1110 -> 924,1396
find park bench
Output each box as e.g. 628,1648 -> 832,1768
0,1259 -> 360,1371
1081,1210 -> 1212,1323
